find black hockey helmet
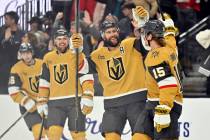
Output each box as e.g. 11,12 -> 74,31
54,25 -> 68,39
100,20 -> 119,33
19,43 -> 34,54
142,20 -> 165,38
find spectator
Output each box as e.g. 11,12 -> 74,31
176,0 -> 200,33
93,0 -> 125,29
28,16 -> 49,58
71,0 -> 96,22
0,11 -> 25,94
52,0 -> 73,30
28,16 -> 42,32
42,11 -> 56,37
118,2 -> 136,39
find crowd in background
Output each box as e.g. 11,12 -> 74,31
0,0 -> 210,95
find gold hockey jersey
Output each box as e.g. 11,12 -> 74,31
144,35 -> 183,108
8,59 -> 43,103
90,37 -> 147,108
38,49 -> 94,100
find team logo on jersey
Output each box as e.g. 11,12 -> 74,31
151,51 -> 159,58
53,64 -> 68,84
29,75 -> 40,93
107,57 -> 125,80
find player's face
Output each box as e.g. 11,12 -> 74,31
104,27 -> 119,46
20,51 -> 33,65
54,35 -> 69,53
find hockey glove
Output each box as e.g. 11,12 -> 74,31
132,6 -> 149,28
21,96 -> 36,113
196,29 -> 210,49
69,33 -> 83,53
159,13 -> 178,36
37,97 -> 48,118
80,91 -> 93,115
154,105 -> 171,133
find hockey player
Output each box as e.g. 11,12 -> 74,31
132,15 -> 183,140
87,6 -> 150,140
8,43 -> 47,140
36,26 -> 94,140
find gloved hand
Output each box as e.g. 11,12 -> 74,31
37,98 -> 48,118
196,29 -> 210,49
21,96 -> 36,113
154,105 -> 171,133
69,33 -> 83,53
132,6 -> 149,28
80,91 -> 93,115
158,13 -> 178,36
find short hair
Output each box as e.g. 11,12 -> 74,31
4,11 -> 19,24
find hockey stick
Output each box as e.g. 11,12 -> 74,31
0,111 -> 29,139
74,0 -> 80,132
38,116 -> 45,140
157,0 -> 165,21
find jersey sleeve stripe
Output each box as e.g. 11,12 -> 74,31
8,86 -> 20,95
9,92 -> 19,96
158,76 -> 177,87
78,58 -> 89,74
39,86 -> 49,89
39,79 -> 50,88
79,74 -> 94,85
159,84 -> 177,89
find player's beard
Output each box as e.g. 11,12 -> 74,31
56,44 -> 68,53
104,36 -> 120,48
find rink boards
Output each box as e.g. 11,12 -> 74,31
0,95 -> 210,140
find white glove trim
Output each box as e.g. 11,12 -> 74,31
37,104 -> 48,116
154,104 -> 171,127
24,98 -> 36,111
81,98 -> 93,108
154,113 -> 171,126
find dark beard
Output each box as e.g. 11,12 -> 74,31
56,46 -> 68,54
104,37 -> 120,47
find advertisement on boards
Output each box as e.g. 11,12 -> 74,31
0,96 -> 210,140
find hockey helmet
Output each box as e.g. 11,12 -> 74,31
100,20 -> 119,34
19,43 -> 34,54
142,20 -> 165,38
54,26 -> 68,39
